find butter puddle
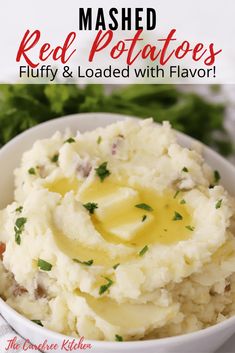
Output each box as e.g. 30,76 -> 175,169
80,179 -> 193,246
47,177 -> 193,266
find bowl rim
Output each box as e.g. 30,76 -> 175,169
0,111 -> 235,348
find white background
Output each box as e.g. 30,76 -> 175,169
0,0 -> 235,83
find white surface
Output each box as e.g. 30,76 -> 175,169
1,113 -> 235,352
0,0 -> 235,83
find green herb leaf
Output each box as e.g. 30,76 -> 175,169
185,225 -> 195,231
73,259 -> 94,266
214,170 -> 221,184
135,203 -> 153,212
65,137 -> 75,143
14,217 -> 27,245
99,277 -> 114,295
15,233 -> 21,245
51,154 -> 59,163
97,136 -> 102,144
215,199 -> 223,209
115,334 -> 123,342
113,263 -> 120,270
28,167 -> 36,175
32,320 -> 43,327
139,245 -> 149,257
38,259 -> 52,271
173,190 -> 180,199
95,162 -> 111,182
173,212 -> 183,221
83,202 -> 98,214
182,167 -> 189,172
15,206 -> 23,213
180,199 -> 186,204
142,215 -> 147,222
15,217 -> 27,229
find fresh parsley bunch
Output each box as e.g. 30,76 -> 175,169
0,84 -> 232,156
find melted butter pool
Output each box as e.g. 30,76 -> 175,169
46,177 -> 193,265
80,179 -> 193,246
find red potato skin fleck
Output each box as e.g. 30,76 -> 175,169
111,135 -> 125,156
13,284 -> 28,297
0,243 -> 28,297
77,162 -> 92,178
35,285 -> 47,299
0,242 -> 6,260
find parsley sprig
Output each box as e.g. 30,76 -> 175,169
173,190 -> 180,199
95,162 -> 111,182
214,170 -> 221,184
65,137 -> 75,144
182,167 -> 189,172
139,245 -> 149,256
113,263 -> 120,270
99,277 -> 114,295
15,206 -> 23,213
73,259 -> 94,266
51,154 -> 59,163
215,199 -> 223,209
115,334 -> 123,342
37,259 -> 53,271
83,202 -> 98,214
173,212 -> 183,221
32,320 -> 43,327
142,215 -> 147,222
135,203 -> 153,212
185,225 -> 195,231
28,167 -> 36,175
14,217 -> 27,245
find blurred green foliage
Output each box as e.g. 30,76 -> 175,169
0,84 -> 232,155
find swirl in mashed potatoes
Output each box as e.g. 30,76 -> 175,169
0,118 -> 235,341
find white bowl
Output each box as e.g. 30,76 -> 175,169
0,113 -> 235,353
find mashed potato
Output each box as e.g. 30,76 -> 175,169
1,118 -> 235,341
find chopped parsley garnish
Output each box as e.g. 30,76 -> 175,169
180,199 -> 186,204
173,190 -> 180,199
135,203 -> 153,212
99,277 -> 114,295
28,167 -> 36,175
173,212 -> 183,221
83,202 -> 98,214
215,199 -> 223,209
186,225 -> 195,231
37,259 -> 53,271
115,334 -> 123,342
95,162 -> 111,182
32,320 -> 43,327
51,154 -> 59,163
214,170 -> 221,184
139,245 -> 149,257
97,136 -> 102,144
65,137 -> 75,143
182,167 -> 189,172
14,217 -> 27,245
73,258 -> 94,266
113,263 -> 120,270
15,206 -> 23,213
142,215 -> 147,222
